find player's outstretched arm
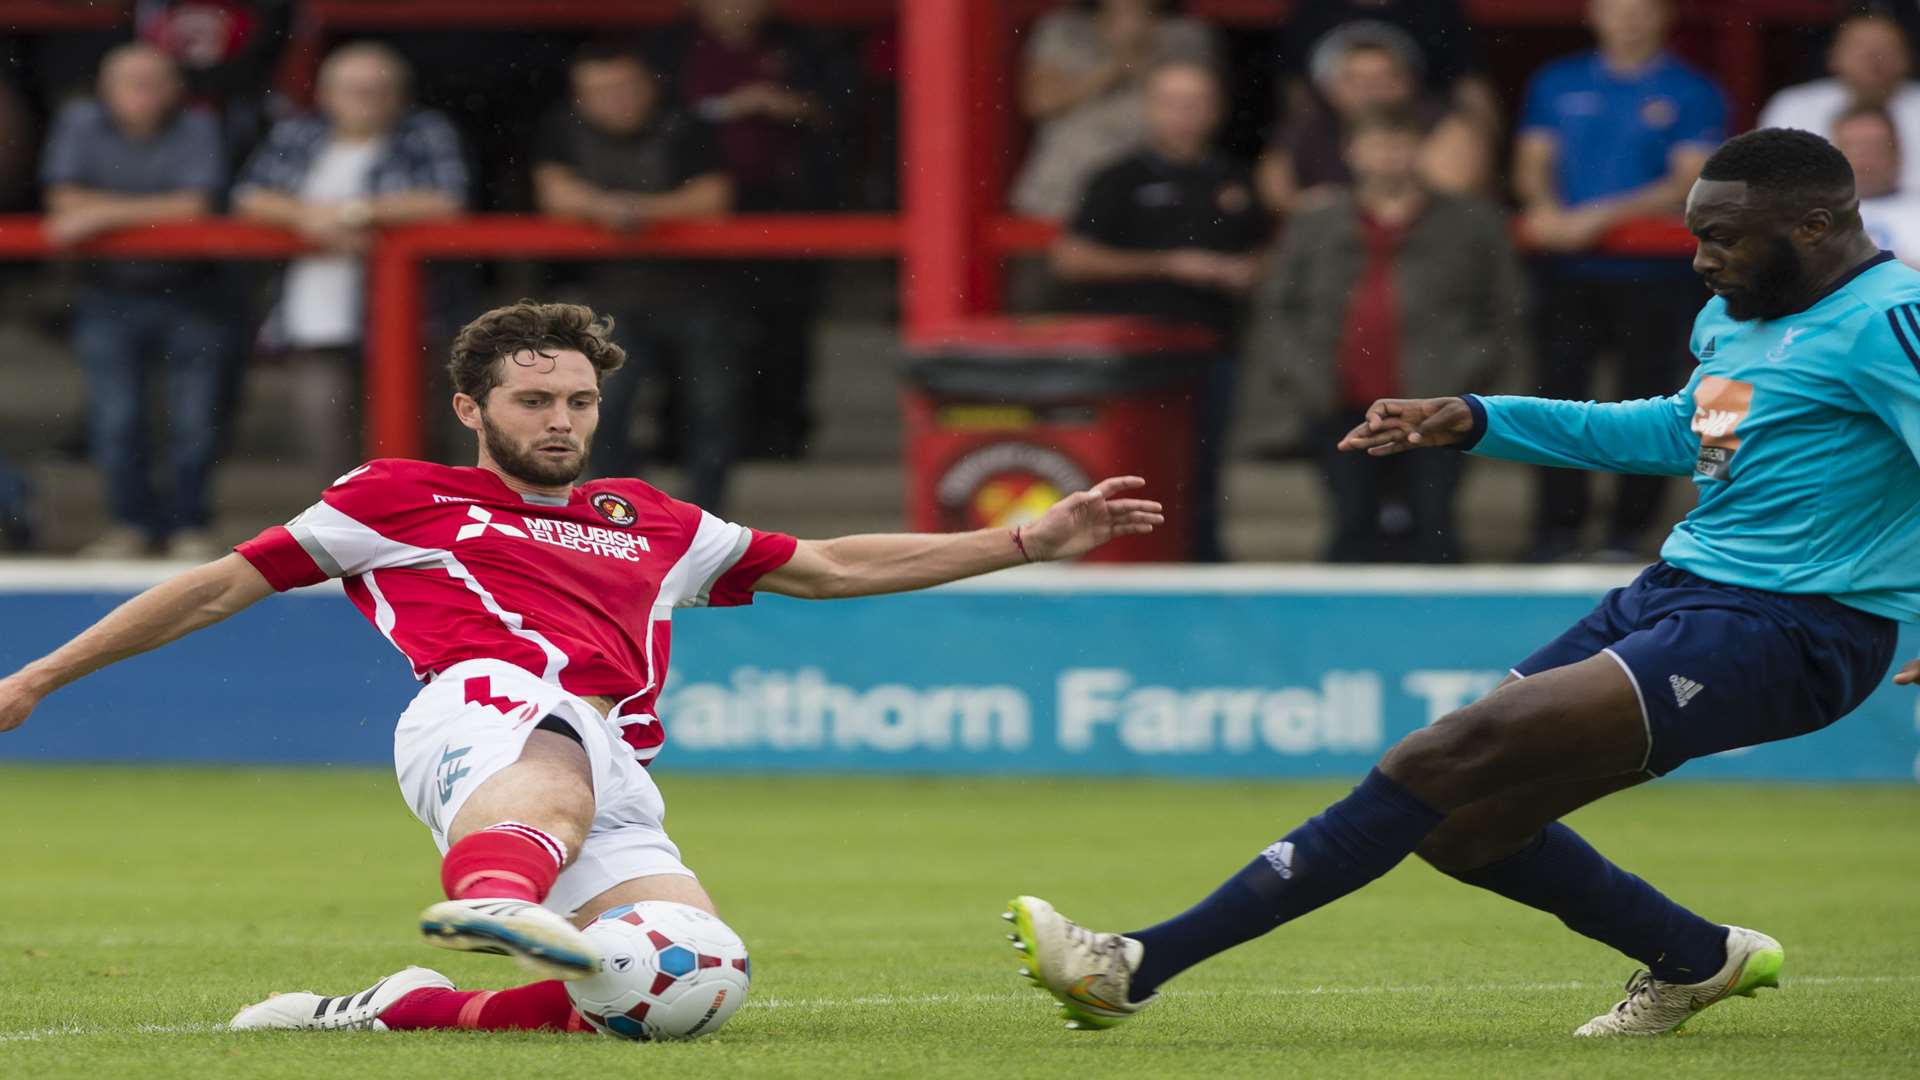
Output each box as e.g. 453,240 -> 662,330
755,476 -> 1164,600
0,553 -> 274,733
1344,391 -> 1699,476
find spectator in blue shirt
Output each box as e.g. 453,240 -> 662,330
42,43 -> 234,560
1510,0 -> 1726,563
235,42 -> 468,480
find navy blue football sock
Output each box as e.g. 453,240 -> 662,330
1125,768 -> 1443,1001
1448,822 -> 1729,983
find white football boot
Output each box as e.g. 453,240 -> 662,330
1574,925 -> 1784,1036
1004,895 -> 1155,1030
229,965 -> 451,1031
419,897 -> 599,980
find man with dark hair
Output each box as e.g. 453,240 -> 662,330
532,41 -> 744,512
1052,58 -> 1271,561
1277,0 -> 1496,131
0,300 -> 1164,1036
1009,128 -> 1920,1038
1256,24 -> 1488,214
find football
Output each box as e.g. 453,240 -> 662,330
566,900 -> 752,1041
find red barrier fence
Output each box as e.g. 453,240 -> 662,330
0,212 -> 1698,461
0,0 -> 1758,460
0,214 -> 897,459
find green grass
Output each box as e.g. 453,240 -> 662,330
1,767 -> 1916,1078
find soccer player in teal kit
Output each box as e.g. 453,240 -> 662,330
1007,128 -> 1920,1037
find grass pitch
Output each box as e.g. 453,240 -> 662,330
0,766 -> 1916,1079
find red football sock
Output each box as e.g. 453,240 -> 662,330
440,822 -> 567,903
379,980 -> 589,1032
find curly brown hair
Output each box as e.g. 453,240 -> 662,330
447,300 -> 627,404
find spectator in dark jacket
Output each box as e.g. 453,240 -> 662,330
652,0 -> 853,459
1250,106 -> 1526,562
533,41 -> 742,513
1052,59 -> 1272,561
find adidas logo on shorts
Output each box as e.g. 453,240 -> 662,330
1668,675 -> 1704,708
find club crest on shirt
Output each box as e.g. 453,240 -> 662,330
591,492 -> 638,527
1767,326 -> 1809,361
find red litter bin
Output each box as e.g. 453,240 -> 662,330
902,316 -> 1217,563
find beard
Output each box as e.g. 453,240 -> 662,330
1720,236 -> 1807,321
480,413 -> 588,487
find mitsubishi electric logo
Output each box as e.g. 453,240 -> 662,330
449,503 -> 649,560
455,505 -> 529,542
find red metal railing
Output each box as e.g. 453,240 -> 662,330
0,211 -> 1698,461
0,214 -> 897,460
0,0 -> 1754,460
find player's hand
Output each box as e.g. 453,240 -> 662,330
1337,397 -> 1475,456
1892,659 -> 1920,686
1022,476 -> 1164,561
0,674 -> 42,733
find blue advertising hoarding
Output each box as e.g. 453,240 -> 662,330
0,564 -> 1914,781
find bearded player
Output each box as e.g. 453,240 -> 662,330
1008,128 -> 1920,1038
0,299 -> 1163,1034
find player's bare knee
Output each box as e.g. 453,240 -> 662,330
1382,703 -> 1512,787
1416,818 -> 1537,875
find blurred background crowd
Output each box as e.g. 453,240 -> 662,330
0,0 -> 1909,564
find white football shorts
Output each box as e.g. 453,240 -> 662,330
392,658 -> 694,917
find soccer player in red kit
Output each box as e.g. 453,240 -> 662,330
0,301 -> 1164,1034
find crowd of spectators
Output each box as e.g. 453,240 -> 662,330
0,0 -> 1915,564
1031,0 -> 1920,563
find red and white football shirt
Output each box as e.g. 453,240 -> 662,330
235,459 -> 797,764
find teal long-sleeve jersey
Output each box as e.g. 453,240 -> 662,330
1464,252 -> 1920,621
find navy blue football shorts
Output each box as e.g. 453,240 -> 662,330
1511,562 -> 1898,776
